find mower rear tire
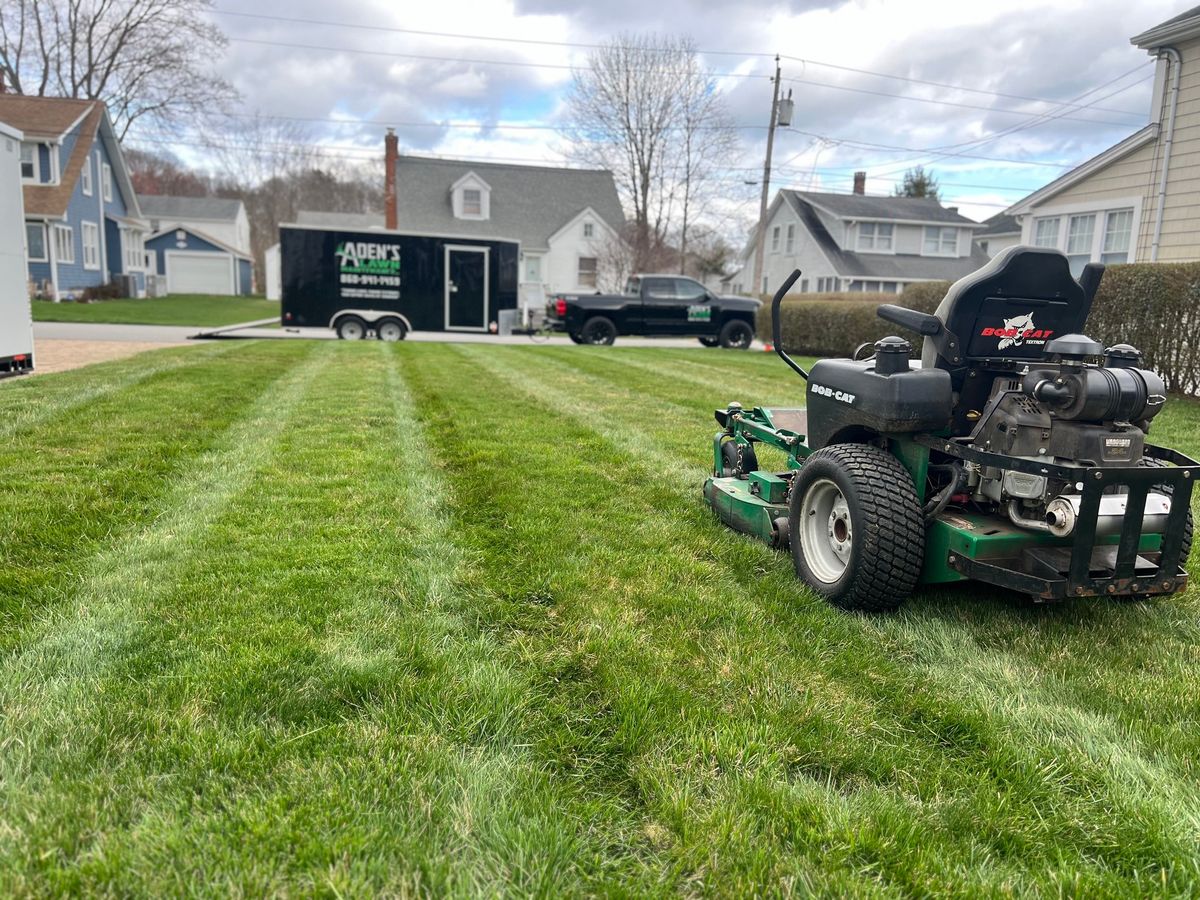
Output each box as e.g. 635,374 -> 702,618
718,319 -> 754,350
721,439 -> 758,478
1141,458 -> 1193,564
699,336 -> 719,347
790,443 -> 924,612
580,317 -> 617,345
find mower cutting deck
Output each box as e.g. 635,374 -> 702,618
704,246 -> 1197,611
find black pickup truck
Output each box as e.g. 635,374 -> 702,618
546,274 -> 760,347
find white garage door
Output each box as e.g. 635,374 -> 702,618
167,253 -> 234,295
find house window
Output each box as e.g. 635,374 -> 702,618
462,188 -> 481,217
54,224 -> 75,264
771,226 -> 780,252
1101,209 -> 1133,265
799,278 -> 809,292
123,230 -> 144,271
25,223 -> 47,261
81,157 -> 93,196
101,163 -> 112,202
1066,214 -> 1096,276
577,256 -> 598,288
19,142 -> 37,180
1033,217 -> 1060,248
785,224 -> 795,253
583,222 -> 594,238
81,222 -> 99,269
857,222 -> 893,252
923,226 -> 957,256
816,276 -> 838,292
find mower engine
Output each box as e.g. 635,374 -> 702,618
966,334 -> 1172,538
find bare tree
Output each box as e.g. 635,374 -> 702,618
125,146 -> 210,196
0,0 -> 236,139
564,33 -> 737,273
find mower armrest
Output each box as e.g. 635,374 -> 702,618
877,304 -> 942,336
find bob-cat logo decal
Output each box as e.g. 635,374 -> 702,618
979,312 -> 1054,350
811,383 -> 856,404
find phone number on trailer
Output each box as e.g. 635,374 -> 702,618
340,274 -> 401,287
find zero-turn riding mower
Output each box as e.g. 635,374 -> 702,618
704,246 -> 1197,611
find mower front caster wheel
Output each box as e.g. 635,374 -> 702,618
790,443 -> 924,612
720,439 -> 758,478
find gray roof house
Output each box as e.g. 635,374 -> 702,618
727,177 -> 988,296
975,213 -> 1021,257
137,194 -> 252,295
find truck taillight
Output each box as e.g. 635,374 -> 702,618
555,298 -> 566,316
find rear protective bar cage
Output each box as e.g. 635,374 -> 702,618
915,435 -> 1199,599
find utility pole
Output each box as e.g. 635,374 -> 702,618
752,56 -> 782,298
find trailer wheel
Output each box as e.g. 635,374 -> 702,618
699,336 -> 719,347
580,317 -> 617,346
718,319 -> 754,350
720,439 -> 759,478
1141,458 -> 1193,563
336,316 -> 367,340
376,318 -> 407,342
790,443 -> 924,612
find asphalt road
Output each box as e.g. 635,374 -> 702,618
34,320 -> 754,350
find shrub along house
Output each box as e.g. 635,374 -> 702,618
139,195 -> 253,296
0,89 -> 147,299
1006,7 -> 1200,268
727,172 -> 988,296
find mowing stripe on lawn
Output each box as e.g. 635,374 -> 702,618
0,342 -> 240,438
437,343 -> 1200,889
0,346 -> 326,801
1,343 -> 656,895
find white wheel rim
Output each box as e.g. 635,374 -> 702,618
800,478 -> 853,583
379,323 -> 402,341
342,322 -> 364,340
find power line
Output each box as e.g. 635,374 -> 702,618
211,7 -> 1145,117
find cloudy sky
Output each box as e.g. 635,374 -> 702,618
177,0 -> 1183,227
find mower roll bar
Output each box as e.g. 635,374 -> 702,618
771,269 -> 809,381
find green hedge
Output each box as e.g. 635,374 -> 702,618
1085,263 -> 1200,394
756,284 -> 948,358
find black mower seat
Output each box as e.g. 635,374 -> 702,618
919,245 -> 1102,376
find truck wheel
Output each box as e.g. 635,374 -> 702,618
790,443 -> 924,612
580,317 -> 617,346
336,316 -> 367,340
699,336 -> 719,347
568,333 -> 585,344
718,320 -> 754,349
376,318 -> 407,342
721,439 -> 759,478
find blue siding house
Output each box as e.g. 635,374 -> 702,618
0,94 -> 148,299
139,196 -> 254,295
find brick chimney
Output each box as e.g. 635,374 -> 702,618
853,171 -> 866,195
384,127 -> 398,230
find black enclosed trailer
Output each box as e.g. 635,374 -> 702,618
279,224 -> 519,340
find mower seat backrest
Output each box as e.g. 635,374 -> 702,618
919,246 -> 1098,377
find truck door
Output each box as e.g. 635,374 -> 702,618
640,277 -> 687,334
445,245 -> 489,331
673,278 -> 715,335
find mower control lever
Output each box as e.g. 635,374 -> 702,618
877,304 -> 942,336
771,269 -> 810,381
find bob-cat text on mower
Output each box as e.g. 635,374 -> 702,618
704,246 -> 1197,611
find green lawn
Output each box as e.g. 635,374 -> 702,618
32,294 -> 278,327
1,341 -> 1198,895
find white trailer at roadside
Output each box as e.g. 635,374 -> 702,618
0,120 -> 33,376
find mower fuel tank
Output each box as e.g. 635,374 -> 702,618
806,340 -> 952,450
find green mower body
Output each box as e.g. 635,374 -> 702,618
705,248 -> 1197,611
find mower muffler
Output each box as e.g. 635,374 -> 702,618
1037,492 -> 1173,538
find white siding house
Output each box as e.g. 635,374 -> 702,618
727,187 -> 987,296
1008,7 -> 1200,267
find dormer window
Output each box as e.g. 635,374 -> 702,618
857,222 -> 893,252
583,222 -> 594,238
19,142 -> 37,181
452,172 -> 491,220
